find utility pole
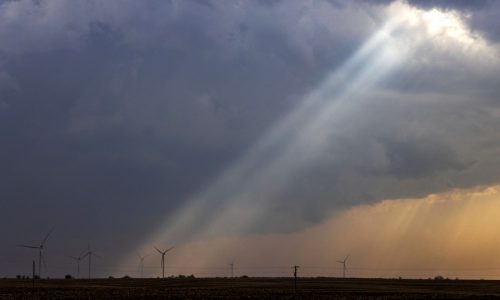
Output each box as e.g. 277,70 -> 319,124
32,260 -> 35,288
19,228 -> 53,279
292,265 -> 300,291
31,259 -> 37,300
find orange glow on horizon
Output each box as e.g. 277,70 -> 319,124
135,185 -> 500,279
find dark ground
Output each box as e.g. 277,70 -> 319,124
1,277 -> 500,299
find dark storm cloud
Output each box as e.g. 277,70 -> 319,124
1,0 -> 500,277
0,0 -> 371,276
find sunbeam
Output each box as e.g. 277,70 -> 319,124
119,2 -> 493,276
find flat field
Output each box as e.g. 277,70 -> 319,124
1,277 -> 500,299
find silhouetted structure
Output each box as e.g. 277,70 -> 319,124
19,227 -> 54,278
32,260 -> 35,289
229,261 -> 234,278
292,265 -> 300,290
83,241 -> 101,279
69,251 -> 86,279
337,255 -> 349,278
154,246 -> 174,278
137,253 -> 149,278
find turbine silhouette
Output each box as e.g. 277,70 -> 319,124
229,260 -> 235,278
19,227 -> 54,278
337,255 -> 349,278
137,252 -> 149,278
68,251 -> 86,279
82,241 -> 101,279
154,246 -> 173,278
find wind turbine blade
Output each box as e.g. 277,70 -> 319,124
166,246 -> 174,252
344,255 -> 349,262
154,246 -> 162,254
41,227 -> 55,247
69,256 -> 79,260
81,252 -> 90,259
336,261 -> 343,263
93,253 -> 102,259
18,245 -> 39,249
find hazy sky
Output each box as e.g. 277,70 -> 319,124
1,0 -> 500,278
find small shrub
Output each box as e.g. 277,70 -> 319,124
65,274 -> 73,279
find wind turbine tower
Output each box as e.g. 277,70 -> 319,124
19,228 -> 54,278
229,261 -> 234,278
137,253 -> 149,278
69,252 -> 85,279
337,255 -> 349,278
154,246 -> 174,278
83,241 -> 100,279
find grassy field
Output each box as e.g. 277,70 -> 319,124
2,277 -> 500,299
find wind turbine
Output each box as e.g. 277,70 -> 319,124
337,255 -> 349,278
82,241 -> 101,279
292,265 -> 300,290
69,251 -> 86,279
154,246 -> 173,278
137,252 -> 149,278
229,260 -> 235,278
19,227 -> 54,278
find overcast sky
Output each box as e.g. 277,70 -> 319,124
1,0 -> 500,278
